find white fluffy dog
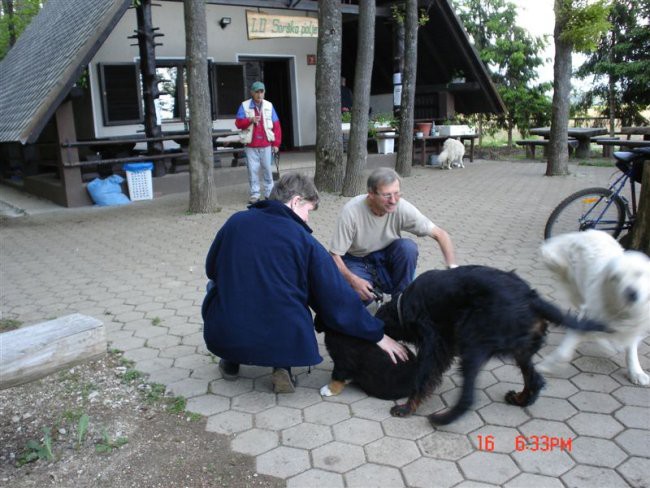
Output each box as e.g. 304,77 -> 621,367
538,230 -> 650,385
438,138 -> 465,169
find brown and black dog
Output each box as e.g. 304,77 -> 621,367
319,265 -> 606,425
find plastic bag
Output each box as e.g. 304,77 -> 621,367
87,175 -> 131,206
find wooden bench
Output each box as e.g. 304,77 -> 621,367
0,314 -> 106,390
593,138 -> 650,156
591,137 -> 620,157
516,139 -> 578,159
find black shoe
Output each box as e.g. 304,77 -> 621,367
219,359 -> 239,381
272,368 -> 297,393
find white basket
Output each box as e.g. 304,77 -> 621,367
125,169 -> 153,201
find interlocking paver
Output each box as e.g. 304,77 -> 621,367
286,469 -> 344,488
256,446 -> 310,479
570,437 -> 627,468
230,428 -> 279,456
312,441 -> 365,473
4,160 -> 648,487
345,463 -> 405,487
614,429 -> 650,457
255,406 -> 302,431
281,423 -> 332,449
365,437 -> 420,467
403,458 -> 463,488
567,412 -> 624,438
562,465 -> 630,487
459,451 -> 520,485
303,401 -> 350,425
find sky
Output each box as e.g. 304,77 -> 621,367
512,0 -> 556,83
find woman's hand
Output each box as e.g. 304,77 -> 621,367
376,335 -> 409,364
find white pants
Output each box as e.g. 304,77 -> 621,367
245,146 -> 274,198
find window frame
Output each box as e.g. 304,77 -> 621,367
97,62 -> 144,126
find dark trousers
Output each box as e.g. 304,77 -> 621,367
342,238 -> 418,302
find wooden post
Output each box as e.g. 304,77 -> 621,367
55,100 -> 88,207
133,0 -> 166,177
0,314 -> 106,390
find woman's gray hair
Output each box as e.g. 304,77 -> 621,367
367,167 -> 401,193
269,172 -> 320,209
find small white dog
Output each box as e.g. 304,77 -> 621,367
538,230 -> 650,385
438,138 -> 465,169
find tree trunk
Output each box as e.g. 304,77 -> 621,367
314,0 -> 344,193
395,0 -> 418,177
135,0 -> 165,177
392,18 -> 405,121
546,0 -> 572,177
184,0 -> 219,213
342,0 -> 375,197
2,0 -> 16,47
630,161 -> 650,254
608,31 -> 616,136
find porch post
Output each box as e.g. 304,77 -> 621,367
55,100 -> 87,207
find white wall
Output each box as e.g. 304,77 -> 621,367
90,2 -> 318,146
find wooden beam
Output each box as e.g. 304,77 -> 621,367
0,314 -> 106,390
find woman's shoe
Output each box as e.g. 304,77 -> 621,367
218,359 -> 240,381
272,368 -> 297,393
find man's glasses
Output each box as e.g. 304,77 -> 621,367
375,191 -> 402,200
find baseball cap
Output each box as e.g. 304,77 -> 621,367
251,81 -> 265,92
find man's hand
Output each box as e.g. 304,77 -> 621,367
376,335 -> 409,364
272,146 -> 279,154
350,275 -> 375,302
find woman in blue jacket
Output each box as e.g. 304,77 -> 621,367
202,173 -> 407,393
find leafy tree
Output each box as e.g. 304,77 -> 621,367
575,0 -> 650,130
0,0 -> 44,60
314,0 -> 344,192
546,0 -> 610,176
342,0 -> 375,196
453,0 -> 551,145
184,0 -> 218,213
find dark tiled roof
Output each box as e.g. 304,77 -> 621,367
0,0 -> 130,143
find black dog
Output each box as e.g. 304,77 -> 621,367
374,265 -> 607,425
318,265 -> 606,424
316,318 -> 417,400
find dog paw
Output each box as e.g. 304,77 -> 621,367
319,384 -> 333,396
390,404 -> 413,417
629,371 -> 650,386
505,390 -> 527,406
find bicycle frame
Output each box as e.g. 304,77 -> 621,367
580,168 -> 634,233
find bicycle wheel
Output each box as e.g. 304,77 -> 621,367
544,187 -> 627,239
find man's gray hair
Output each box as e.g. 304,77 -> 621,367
269,172 -> 320,209
367,167 -> 401,193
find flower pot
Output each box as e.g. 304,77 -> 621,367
415,122 -> 432,136
377,132 -> 396,154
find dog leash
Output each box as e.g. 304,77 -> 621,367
396,292 -> 404,327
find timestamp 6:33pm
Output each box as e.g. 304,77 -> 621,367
477,435 -> 573,452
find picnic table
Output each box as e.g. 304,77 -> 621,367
530,127 -> 607,158
412,133 -> 478,166
619,127 -> 650,141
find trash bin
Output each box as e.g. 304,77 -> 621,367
123,162 -> 154,201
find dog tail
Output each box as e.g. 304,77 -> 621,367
530,293 -> 608,332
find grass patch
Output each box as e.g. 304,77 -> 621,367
0,318 -> 22,332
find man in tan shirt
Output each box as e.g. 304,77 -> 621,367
330,168 -> 457,303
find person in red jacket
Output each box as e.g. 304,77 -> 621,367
235,81 -> 282,204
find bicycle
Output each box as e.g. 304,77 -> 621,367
544,146 -> 650,240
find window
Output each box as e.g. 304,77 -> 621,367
97,61 -> 245,125
97,63 -> 143,125
211,63 -> 246,118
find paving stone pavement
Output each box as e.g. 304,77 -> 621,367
2,158 -> 649,487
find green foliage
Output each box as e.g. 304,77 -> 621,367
341,111 -> 352,123
558,0 -> 612,52
167,396 -> 187,414
0,0 -> 44,60
18,427 -> 54,465
151,316 -> 162,326
391,5 -> 430,26
95,428 -> 128,453
0,318 -> 22,332
575,0 -> 650,125
453,0 -> 552,140
76,414 -> 90,448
